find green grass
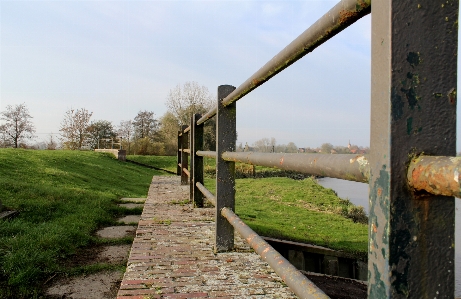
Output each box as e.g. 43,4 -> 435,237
0,149 -> 162,298
126,155 -> 367,255
0,151 -> 368,297
204,177 -> 368,258
127,155 -> 178,173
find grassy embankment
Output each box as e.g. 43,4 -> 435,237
128,155 -> 368,256
0,149 -> 164,298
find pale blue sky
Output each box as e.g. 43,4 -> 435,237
0,0 -> 446,149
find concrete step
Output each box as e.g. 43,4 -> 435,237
117,215 -> 141,224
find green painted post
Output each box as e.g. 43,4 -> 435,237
369,1 -> 457,297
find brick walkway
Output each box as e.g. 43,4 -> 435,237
117,176 -> 296,299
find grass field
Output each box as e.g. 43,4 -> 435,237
203,177 -> 367,257
129,155 -> 368,255
0,149 -> 164,298
0,151 -> 367,298
127,155 -> 179,173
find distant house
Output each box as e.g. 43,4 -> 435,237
298,148 -> 305,153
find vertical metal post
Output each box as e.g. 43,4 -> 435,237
192,113 -> 204,207
181,125 -> 188,185
215,84 -> 236,252
369,1 -> 457,298
177,130 -> 181,176
189,116 -> 194,202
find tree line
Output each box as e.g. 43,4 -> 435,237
0,82 -> 216,155
0,81 -> 369,155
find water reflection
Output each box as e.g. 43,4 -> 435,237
317,177 -> 461,297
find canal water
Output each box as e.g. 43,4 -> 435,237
317,177 -> 461,296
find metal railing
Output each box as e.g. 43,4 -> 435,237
176,0 -> 458,298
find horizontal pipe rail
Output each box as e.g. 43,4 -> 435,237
196,182 -> 216,206
407,155 -> 461,197
183,149 -> 191,154
222,152 -> 370,183
221,207 -> 330,299
178,163 -> 181,167
196,150 -> 217,158
183,168 -> 190,177
184,126 -> 191,133
197,0 -> 371,125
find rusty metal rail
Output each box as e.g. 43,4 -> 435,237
196,182 -> 216,206
183,168 -> 190,177
197,0 -> 371,125
196,150 -> 217,158
408,155 -> 461,197
176,0 -> 459,296
221,207 -> 330,299
222,152 -> 370,182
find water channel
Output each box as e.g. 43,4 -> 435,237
317,177 -> 461,296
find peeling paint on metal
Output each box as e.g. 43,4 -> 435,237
408,155 -> 461,197
448,88 -> 456,105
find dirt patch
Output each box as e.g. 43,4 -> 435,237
46,271 -> 123,299
98,245 -> 131,264
44,223 -> 136,298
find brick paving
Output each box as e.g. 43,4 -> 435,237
117,176 -> 296,299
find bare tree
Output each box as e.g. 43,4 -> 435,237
156,81 -> 217,154
320,143 -> 334,154
285,142 -> 298,153
253,137 -> 276,153
0,103 -> 36,148
59,108 -> 93,150
165,81 -> 213,125
118,120 -> 134,153
45,134 -> 58,150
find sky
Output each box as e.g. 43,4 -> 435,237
0,0 -> 445,149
